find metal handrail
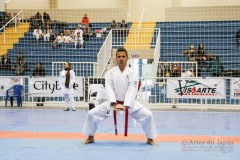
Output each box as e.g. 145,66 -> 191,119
0,10 -> 23,43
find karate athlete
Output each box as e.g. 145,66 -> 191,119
59,62 -> 76,111
82,47 -> 157,145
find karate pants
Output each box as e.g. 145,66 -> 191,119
82,101 -> 157,139
64,94 -> 75,109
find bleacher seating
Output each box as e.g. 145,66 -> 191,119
0,21 -> 131,77
157,20 -> 240,72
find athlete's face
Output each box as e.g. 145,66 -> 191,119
116,51 -> 128,68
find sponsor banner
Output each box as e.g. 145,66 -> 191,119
167,79 -> 225,99
0,77 -> 23,96
29,77 -> 83,97
230,78 -> 240,99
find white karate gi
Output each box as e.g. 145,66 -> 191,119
43,29 -> 51,42
82,66 -> 157,139
59,70 -> 75,110
74,35 -> 83,48
33,29 -> 42,40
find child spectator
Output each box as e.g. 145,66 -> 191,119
74,32 -> 83,49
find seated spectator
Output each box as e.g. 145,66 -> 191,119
43,25 -> 53,42
53,33 -> 64,48
32,62 -> 46,106
182,44 -> 197,62
170,63 -> 181,108
120,19 -> 128,29
110,19 -> 118,29
43,12 -> 51,26
74,26 -> 83,38
197,43 -> 207,69
157,61 -> 170,78
34,12 -> 43,26
182,44 -> 197,70
74,32 -> 83,49
81,13 -> 90,28
13,13 -> 21,25
211,56 -> 223,77
83,25 -> 92,41
206,52 -> 215,71
170,63 -> 181,77
63,32 -> 73,43
1,54 -> 11,69
15,52 -> 27,76
236,28 -> 240,48
33,26 -> 43,43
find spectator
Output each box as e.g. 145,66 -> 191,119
74,26 -> 83,38
34,12 -> 43,26
53,33 -> 64,48
43,25 -> 53,42
197,43 -> 207,69
120,19 -> 128,29
182,44 -> 197,62
157,61 -> 170,78
83,25 -> 92,42
32,62 -> 46,106
15,52 -> 27,76
170,63 -> 181,108
182,44 -> 197,70
211,56 -> 223,77
33,26 -> 43,43
81,13 -> 90,27
206,52 -> 215,71
74,32 -> 83,49
13,13 -> 21,25
110,19 -> 118,29
63,31 -> 73,43
43,12 -> 51,26
1,54 -> 11,69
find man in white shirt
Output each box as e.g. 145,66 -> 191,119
82,48 -> 157,145
33,26 -> 43,43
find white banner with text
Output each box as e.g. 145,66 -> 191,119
29,77 -> 83,97
167,79 -> 225,99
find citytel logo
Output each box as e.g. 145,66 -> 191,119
175,80 -> 218,96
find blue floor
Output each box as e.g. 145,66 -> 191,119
0,108 -> 240,160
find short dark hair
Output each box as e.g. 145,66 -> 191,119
116,47 -> 128,57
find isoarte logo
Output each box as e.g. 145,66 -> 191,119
175,80 -> 217,96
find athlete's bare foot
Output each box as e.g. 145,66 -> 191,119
83,136 -> 95,144
147,138 -> 156,145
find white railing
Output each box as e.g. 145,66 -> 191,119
138,9 -> 145,29
152,28 -> 161,77
0,10 -> 23,43
96,30 -> 112,77
52,62 -> 96,77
